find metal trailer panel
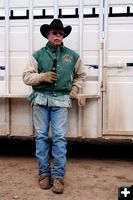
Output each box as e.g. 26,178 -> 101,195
107,19 -> 133,63
33,0 -> 54,7
1,0 -> 133,139
9,0 -> 29,7
103,70 -> 133,135
0,0 -> 5,8
109,0 -> 133,5
103,1 -> 133,138
0,0 -> 101,138
0,99 -> 9,135
10,99 -> 33,136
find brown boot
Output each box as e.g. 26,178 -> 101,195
52,178 -> 64,194
38,176 -> 51,189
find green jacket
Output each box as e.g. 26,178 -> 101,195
32,42 -> 79,96
23,41 -> 86,102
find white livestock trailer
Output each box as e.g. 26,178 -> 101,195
0,0 -> 133,140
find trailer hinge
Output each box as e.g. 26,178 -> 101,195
100,42 -> 104,50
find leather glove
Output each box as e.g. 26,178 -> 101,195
70,86 -> 79,99
40,72 -> 57,83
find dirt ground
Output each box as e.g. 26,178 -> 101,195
0,139 -> 133,200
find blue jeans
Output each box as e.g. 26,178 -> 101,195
33,105 -> 68,180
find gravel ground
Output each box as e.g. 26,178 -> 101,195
0,138 -> 133,200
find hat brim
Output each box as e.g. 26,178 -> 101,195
40,24 -> 72,39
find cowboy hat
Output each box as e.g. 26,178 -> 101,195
40,19 -> 72,38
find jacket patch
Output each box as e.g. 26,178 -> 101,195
63,55 -> 72,62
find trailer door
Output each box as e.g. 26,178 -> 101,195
103,0 -> 133,137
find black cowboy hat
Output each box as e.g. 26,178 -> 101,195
40,19 -> 72,39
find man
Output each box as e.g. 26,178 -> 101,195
23,18 -> 86,194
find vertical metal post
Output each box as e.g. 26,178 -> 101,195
5,0 -> 9,94
78,0 -> 83,137
29,0 -> 34,136
99,0 -> 104,95
5,0 -> 10,135
97,0 -> 105,137
29,0 -> 33,95
29,0 -> 33,56
103,0 -> 108,65
54,0 -> 58,19
102,0 -> 108,135
79,0 -> 83,58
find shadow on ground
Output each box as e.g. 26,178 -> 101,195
0,137 -> 133,160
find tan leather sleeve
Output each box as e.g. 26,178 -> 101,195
22,56 -> 44,86
72,58 -> 87,90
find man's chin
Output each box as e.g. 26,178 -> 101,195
53,41 -> 62,46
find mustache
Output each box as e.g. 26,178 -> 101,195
54,37 -> 62,41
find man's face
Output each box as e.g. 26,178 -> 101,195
47,29 -> 64,46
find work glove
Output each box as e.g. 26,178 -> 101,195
40,72 -> 57,83
70,86 -> 79,99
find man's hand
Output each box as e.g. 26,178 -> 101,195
70,86 -> 79,99
40,72 -> 57,83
